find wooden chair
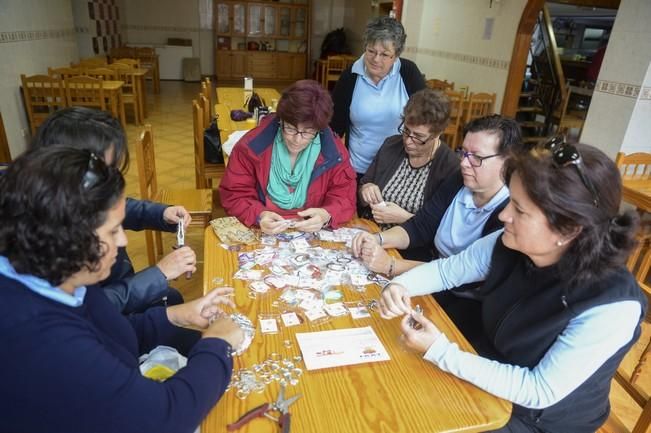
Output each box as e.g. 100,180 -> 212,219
134,47 -> 161,93
84,67 -> 118,80
324,55 -> 347,89
426,79 -> 455,91
108,63 -> 141,125
20,74 -> 67,135
109,46 -> 135,61
48,66 -> 82,81
72,57 -> 107,68
136,124 -> 213,265
597,281 -> 651,433
442,90 -> 465,149
464,92 -> 496,124
198,94 -> 211,129
64,75 -> 106,111
193,99 -> 225,189
113,58 -> 140,68
201,81 -> 212,120
616,152 -> 651,180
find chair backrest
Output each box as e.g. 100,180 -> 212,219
73,57 -> 108,68
426,79 -> 455,91
20,74 -> 67,134
442,90 -> 465,149
198,94 -> 211,129
600,281 -> 651,433
201,81 -> 212,119
108,63 -> 136,93
84,67 -> 118,80
193,99 -> 207,189
113,58 -> 140,68
616,152 -> 651,180
325,55 -> 347,87
48,66 -> 83,80
110,46 -> 136,60
64,75 -> 106,111
464,92 -> 496,124
135,124 -> 158,203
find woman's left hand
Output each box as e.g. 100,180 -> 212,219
163,205 -> 192,228
166,287 -> 236,329
295,208 -> 330,232
371,202 -> 413,224
399,310 -> 442,353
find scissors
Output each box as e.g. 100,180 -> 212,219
227,385 -> 301,433
173,221 -> 192,279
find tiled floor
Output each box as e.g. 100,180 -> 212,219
125,79 -> 649,431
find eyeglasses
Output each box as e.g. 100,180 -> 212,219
398,123 -> 434,146
455,148 -> 501,167
365,47 -> 395,61
281,122 -> 318,140
81,152 -> 104,190
544,135 -> 599,207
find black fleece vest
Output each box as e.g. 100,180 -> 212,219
476,238 -> 647,432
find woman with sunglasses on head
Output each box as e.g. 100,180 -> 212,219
32,107 -> 195,315
220,79 -> 356,234
358,88 -> 458,232
331,16 -> 425,179
0,146 -> 243,433
380,141 -> 647,433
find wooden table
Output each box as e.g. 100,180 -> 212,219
622,178 -> 651,213
201,218 -> 511,433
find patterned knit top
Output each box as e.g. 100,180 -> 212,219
379,157 -> 433,229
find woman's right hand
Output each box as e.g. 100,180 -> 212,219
259,211 -> 287,234
360,183 -> 383,206
202,314 -> 244,349
351,231 -> 379,257
379,283 -> 412,319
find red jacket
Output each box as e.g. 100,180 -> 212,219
219,116 -> 357,228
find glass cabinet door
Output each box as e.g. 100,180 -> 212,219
263,6 -> 275,36
215,3 -> 230,34
293,7 -> 306,38
279,7 -> 290,37
233,3 -> 245,35
247,4 -> 262,36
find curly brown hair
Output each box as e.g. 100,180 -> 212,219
0,146 -> 125,285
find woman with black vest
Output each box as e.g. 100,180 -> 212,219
380,139 -> 647,432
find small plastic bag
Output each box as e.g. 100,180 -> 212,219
139,345 -> 187,382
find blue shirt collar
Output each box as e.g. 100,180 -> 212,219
0,256 -> 86,307
351,55 -> 402,87
459,185 -> 510,212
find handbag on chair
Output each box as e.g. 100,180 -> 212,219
203,117 -> 224,164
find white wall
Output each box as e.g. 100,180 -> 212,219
404,0 -> 527,110
0,0 -> 78,158
581,0 -> 651,157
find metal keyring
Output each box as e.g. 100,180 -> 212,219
327,262 -> 347,272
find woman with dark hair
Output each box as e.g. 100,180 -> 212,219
380,140 -> 647,433
32,107 -> 195,315
220,79 -> 356,234
0,146 -> 243,433
358,88 -> 457,228
331,16 -> 425,178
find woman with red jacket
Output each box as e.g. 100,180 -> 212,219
220,80 -> 357,234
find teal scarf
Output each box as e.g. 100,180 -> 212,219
267,128 -> 321,209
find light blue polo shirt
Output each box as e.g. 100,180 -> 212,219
0,256 -> 86,306
434,185 -> 510,258
348,55 -> 409,174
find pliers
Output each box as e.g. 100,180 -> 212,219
227,385 -> 301,433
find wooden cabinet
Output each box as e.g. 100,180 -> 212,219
213,1 -> 310,82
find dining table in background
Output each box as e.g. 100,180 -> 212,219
201,218 -> 511,433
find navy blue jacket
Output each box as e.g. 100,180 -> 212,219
0,275 -> 232,433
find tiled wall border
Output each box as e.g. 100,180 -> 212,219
123,24 -> 199,33
405,46 -> 510,70
595,79 -> 651,101
0,28 -> 76,44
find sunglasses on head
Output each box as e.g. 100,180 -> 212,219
543,136 -> 599,207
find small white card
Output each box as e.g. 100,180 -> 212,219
290,238 -> 310,253
259,317 -> 279,334
250,281 -> 270,293
324,302 -> 348,317
303,308 -> 328,322
349,306 -> 371,319
281,312 -> 302,327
